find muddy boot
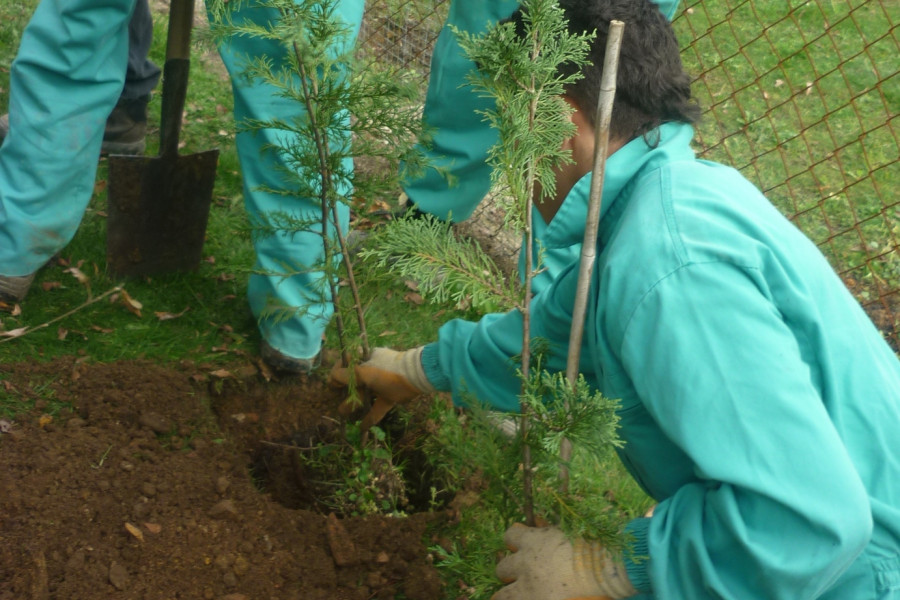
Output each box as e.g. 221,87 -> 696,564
0,95 -> 148,155
0,272 -> 35,306
101,95 -> 149,156
260,340 -> 322,375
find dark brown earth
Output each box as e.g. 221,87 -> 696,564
0,357 -> 448,600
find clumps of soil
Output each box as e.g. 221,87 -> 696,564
0,357 -> 446,600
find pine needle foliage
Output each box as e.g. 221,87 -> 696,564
359,215 -> 521,313
455,0 -> 596,524
426,386 -> 630,599
453,0 -> 592,231
206,0 -> 429,359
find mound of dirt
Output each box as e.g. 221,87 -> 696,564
0,357 -> 445,600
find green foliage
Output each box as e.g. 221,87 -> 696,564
454,0 -> 592,231
425,386 -> 648,598
406,2 -> 635,593
360,214 -> 521,313
0,375 -> 69,420
430,512 -> 508,600
299,423 -> 409,516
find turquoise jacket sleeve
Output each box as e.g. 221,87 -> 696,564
424,259 -> 587,410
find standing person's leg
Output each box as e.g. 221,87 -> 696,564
400,0 -> 519,223
0,0 -> 134,302
122,0 -> 160,102
213,0 -> 365,372
104,0 -> 161,155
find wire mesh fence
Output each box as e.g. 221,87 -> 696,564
677,0 -> 900,348
359,0 -> 900,348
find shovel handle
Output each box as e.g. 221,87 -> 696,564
159,0 -> 194,156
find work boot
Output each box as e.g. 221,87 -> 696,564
101,95 -> 149,155
0,95 -> 149,155
0,272 -> 35,305
260,340 -> 322,375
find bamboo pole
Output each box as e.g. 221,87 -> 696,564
559,20 -> 625,485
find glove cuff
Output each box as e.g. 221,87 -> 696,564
573,539 -> 638,600
400,346 -> 438,395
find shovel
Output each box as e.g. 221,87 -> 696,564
106,0 -> 219,277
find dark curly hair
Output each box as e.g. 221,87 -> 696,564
509,0 -> 701,143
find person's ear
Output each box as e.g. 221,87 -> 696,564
560,95 -> 584,151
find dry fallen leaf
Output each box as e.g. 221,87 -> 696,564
403,292 -> 424,305
257,358 -> 273,382
41,281 -> 61,292
403,280 -> 420,291
0,327 -> 27,339
57,328 -> 68,341
118,289 -> 143,317
230,413 -> 259,424
0,301 -> 21,315
65,266 -> 90,286
91,325 -> 114,333
38,415 -> 53,428
209,369 -> 232,379
125,522 -> 144,542
155,307 -> 190,321
378,330 -> 397,337
143,523 -> 162,535
0,419 -> 12,433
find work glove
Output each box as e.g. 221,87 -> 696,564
492,524 -> 637,600
330,346 -> 436,429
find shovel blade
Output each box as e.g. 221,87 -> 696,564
106,149 -> 219,277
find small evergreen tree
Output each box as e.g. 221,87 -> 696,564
208,0 -> 429,366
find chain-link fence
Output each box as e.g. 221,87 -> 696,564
360,0 -> 900,348
677,0 -> 899,348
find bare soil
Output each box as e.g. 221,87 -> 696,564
0,357 -> 447,600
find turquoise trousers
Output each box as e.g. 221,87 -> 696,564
402,0 -> 519,225
214,0 -> 365,361
0,0 -> 134,277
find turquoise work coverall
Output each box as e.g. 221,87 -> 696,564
0,0 -> 363,362
421,123 -> 900,598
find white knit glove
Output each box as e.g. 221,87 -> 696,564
492,524 -> 637,600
